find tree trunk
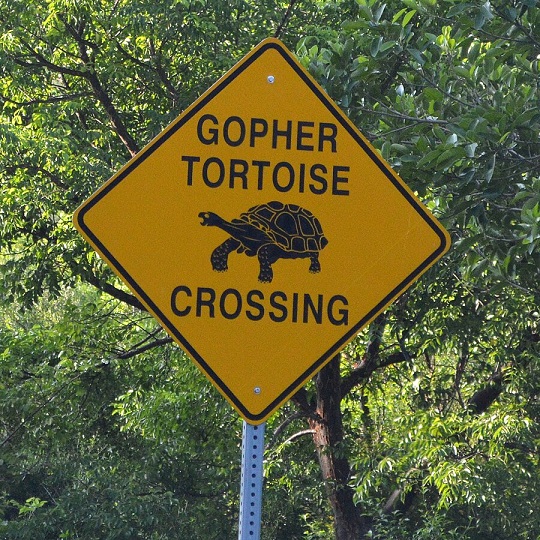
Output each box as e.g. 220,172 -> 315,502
308,356 -> 370,539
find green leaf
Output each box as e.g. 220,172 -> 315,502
402,9 -> 417,27
474,2 -> 494,30
392,7 -> 408,23
371,36 -> 383,57
465,142 -> 478,157
485,154 -> 496,182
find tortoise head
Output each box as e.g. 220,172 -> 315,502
199,211 -> 221,226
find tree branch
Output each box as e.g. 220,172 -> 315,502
0,91 -> 91,107
340,314 -> 387,399
115,37 -> 179,104
8,27 -> 86,77
0,336 -> 172,449
117,337 -> 172,360
491,4 -> 540,50
85,71 -> 140,157
274,0 -> 298,38
6,18 -> 140,158
6,163 -> 68,190
351,103 -> 449,126
290,386 -> 322,422
58,15 -> 141,157
340,334 -> 412,399
282,429 -> 315,446
85,274 -> 146,311
0,369 -> 84,448
267,411 -> 307,448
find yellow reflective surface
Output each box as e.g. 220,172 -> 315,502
74,38 -> 450,424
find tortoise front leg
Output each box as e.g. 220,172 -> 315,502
257,245 -> 274,283
211,238 -> 240,272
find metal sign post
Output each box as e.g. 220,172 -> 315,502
238,421 -> 266,539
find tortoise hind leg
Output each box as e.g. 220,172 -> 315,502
211,238 -> 240,272
309,253 -> 321,274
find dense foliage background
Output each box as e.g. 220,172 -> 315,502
1,0 -> 538,538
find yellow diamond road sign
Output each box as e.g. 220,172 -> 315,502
74,38 -> 450,424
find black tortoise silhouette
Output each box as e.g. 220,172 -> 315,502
199,201 -> 328,283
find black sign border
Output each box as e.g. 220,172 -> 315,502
75,39 -> 450,423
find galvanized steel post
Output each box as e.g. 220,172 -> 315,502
238,421 -> 265,539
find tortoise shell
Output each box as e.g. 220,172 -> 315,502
239,201 -> 328,253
